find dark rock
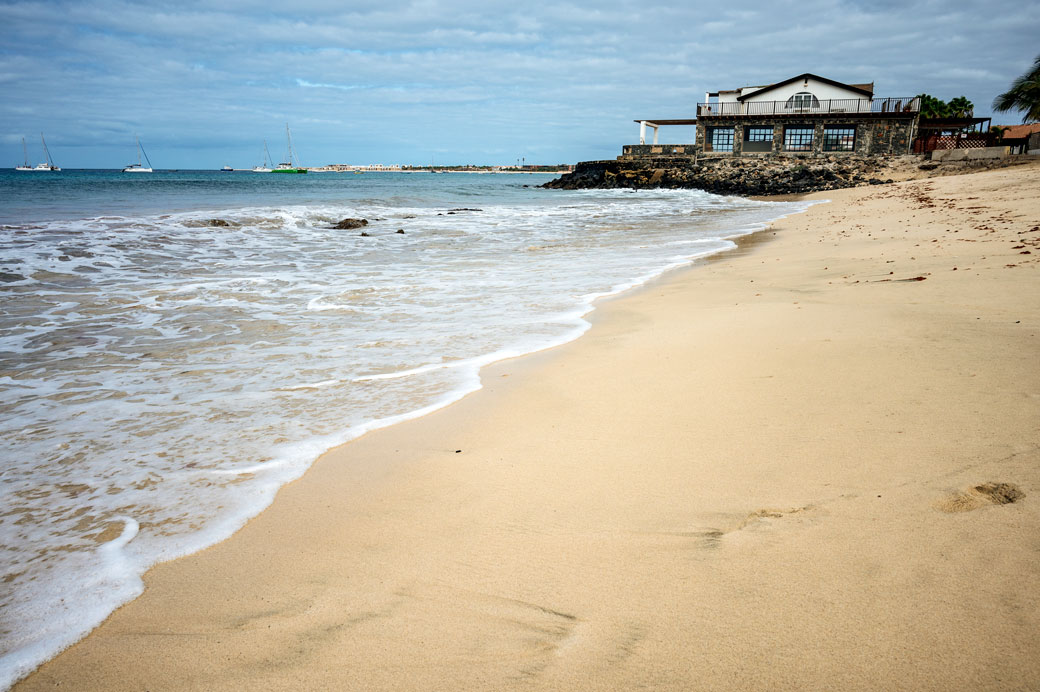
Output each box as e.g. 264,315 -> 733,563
360,231 -> 371,237
542,155 -> 899,196
396,229 -> 405,234
207,219 -> 231,227
333,218 -> 368,230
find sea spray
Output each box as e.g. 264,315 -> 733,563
0,170 -> 812,686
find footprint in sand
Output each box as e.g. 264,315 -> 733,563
935,482 -> 1025,513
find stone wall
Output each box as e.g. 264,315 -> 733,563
621,144 -> 698,158
542,155 -> 896,195
697,116 -> 916,157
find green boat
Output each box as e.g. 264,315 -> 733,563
271,124 -> 307,174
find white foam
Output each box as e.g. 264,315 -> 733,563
0,183 -> 814,689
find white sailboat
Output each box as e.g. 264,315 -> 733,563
32,134 -> 60,171
252,140 -> 273,172
123,136 -> 153,173
271,125 -> 306,174
15,137 -> 32,171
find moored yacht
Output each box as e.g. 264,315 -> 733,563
252,140 -> 273,172
270,124 -> 306,174
123,136 -> 153,172
26,134 -> 60,171
15,137 -> 31,171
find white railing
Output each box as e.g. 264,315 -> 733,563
697,97 -> 920,117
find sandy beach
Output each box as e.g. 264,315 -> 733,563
16,161 -> 1040,690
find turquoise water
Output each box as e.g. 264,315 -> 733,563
0,168 -> 811,687
0,169 -> 549,224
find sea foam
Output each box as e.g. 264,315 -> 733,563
0,176 -> 812,688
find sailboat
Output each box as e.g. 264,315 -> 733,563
252,140 -> 273,172
271,124 -> 306,174
32,134 -> 60,171
15,137 -> 32,171
122,136 -> 153,173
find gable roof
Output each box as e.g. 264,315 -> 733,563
737,73 -> 874,101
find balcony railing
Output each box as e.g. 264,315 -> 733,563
696,97 -> 920,117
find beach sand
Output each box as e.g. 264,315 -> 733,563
17,161 -> 1040,691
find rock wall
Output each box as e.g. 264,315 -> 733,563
542,155 -> 894,195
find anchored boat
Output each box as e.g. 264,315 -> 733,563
123,136 -> 153,173
34,134 -> 60,170
15,137 -> 31,171
271,124 -> 306,174
252,140 -> 273,172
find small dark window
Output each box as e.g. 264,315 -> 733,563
745,127 -> 773,142
786,92 -> 820,110
784,126 -> 814,151
708,127 -> 734,152
823,126 -> 856,151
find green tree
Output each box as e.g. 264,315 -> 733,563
916,93 -> 951,118
992,54 -> 1040,123
946,96 -> 974,118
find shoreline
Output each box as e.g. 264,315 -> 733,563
16,162 -> 1040,690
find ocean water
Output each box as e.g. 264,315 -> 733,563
0,169 -> 811,686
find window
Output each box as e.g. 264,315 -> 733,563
745,127 -> 773,142
823,126 -> 856,152
784,126 -> 814,151
708,127 -> 734,152
786,92 -> 820,110
743,126 -> 773,153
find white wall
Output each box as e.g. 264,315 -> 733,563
741,77 -> 869,103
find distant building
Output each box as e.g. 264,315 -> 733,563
627,73 -> 923,158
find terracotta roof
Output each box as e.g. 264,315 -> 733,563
999,123 -> 1040,139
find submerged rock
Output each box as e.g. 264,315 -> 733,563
333,218 -> 368,230
207,219 -> 231,227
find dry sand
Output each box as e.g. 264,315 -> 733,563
17,161 -> 1040,691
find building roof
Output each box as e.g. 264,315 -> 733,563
999,123 -> 1040,139
736,73 -> 874,101
632,119 -> 698,126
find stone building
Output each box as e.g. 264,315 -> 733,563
627,73 -> 921,158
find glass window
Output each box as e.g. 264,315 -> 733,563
823,126 -> 856,151
784,127 -> 814,151
745,127 -> 773,142
709,127 -> 734,152
786,92 -> 820,110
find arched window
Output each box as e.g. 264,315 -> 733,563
786,92 -> 820,110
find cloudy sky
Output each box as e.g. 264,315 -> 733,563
1,0 -> 1036,168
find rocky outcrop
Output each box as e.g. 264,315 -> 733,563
332,218 -> 368,230
542,156 -> 894,195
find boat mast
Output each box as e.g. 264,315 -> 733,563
40,133 -> 54,168
285,123 -> 298,167
139,138 -> 153,169
22,137 -> 29,166
263,139 -> 272,167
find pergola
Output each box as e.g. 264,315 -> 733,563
913,117 -> 994,153
635,119 -> 698,144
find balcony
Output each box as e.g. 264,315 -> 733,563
696,97 -> 920,117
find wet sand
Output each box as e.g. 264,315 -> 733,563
17,161 -> 1040,690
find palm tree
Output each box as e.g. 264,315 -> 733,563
992,54 -> 1040,123
916,93 -> 950,118
946,96 -> 974,118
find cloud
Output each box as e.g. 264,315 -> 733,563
296,79 -> 367,91
1,0 -> 1035,167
